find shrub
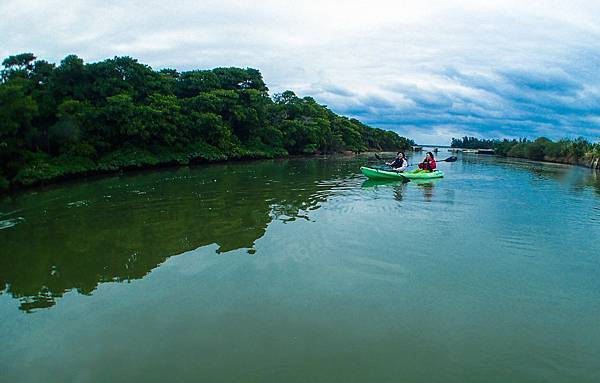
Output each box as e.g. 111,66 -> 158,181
568,137 -> 589,158
13,161 -> 66,186
12,155 -> 96,186
507,143 -> 528,158
64,142 -> 97,158
98,148 -> 160,171
544,139 -> 570,158
526,142 -> 546,160
302,144 -> 318,155
495,140 -> 518,156
0,175 -> 9,192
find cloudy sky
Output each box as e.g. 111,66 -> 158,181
2,0 -> 600,144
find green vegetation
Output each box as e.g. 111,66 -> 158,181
495,137 -> 599,164
0,53 -> 413,191
452,136 -> 600,166
592,142 -> 600,157
450,136 -> 500,149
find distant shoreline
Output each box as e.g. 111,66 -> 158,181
449,136 -> 600,170
0,151 -> 379,197
0,53 -> 414,194
460,151 -> 600,170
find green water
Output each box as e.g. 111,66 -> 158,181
1,154 -> 599,382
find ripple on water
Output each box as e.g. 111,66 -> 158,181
0,209 -> 22,218
0,217 -> 25,230
499,234 -> 537,254
496,224 -> 557,256
451,173 -> 500,182
344,254 -> 407,283
588,209 -> 600,229
66,200 -> 90,208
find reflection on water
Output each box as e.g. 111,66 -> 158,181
361,179 -> 409,203
1,154 -> 600,383
583,169 -> 600,196
1,154 -> 599,313
361,178 -> 440,202
360,179 -> 406,189
0,217 -> 25,230
410,179 -> 439,202
0,158 -> 362,312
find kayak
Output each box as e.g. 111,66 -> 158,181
360,166 -> 444,180
361,179 -> 404,188
360,166 -> 407,180
398,169 -> 444,180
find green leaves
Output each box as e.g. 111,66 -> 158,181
1,53 -> 36,81
2,53 -> 36,70
0,53 -> 413,191
0,81 -> 38,139
489,136 -> 597,163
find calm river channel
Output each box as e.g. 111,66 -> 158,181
1,153 -> 599,382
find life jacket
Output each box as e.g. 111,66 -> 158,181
428,158 -> 437,170
391,157 -> 407,168
420,158 -> 436,171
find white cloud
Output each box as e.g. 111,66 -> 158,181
2,0 -> 600,144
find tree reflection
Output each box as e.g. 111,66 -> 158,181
360,177 -> 442,202
361,179 -> 408,202
585,170 -> 600,196
0,158 -> 358,312
410,180 -> 437,202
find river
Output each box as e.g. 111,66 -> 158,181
1,153 -> 599,382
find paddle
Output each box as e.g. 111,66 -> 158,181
431,155 -> 458,164
373,153 -> 397,170
374,153 -> 457,166
374,153 -> 387,164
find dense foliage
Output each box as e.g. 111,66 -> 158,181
0,53 -> 413,191
450,136 -> 501,149
494,137 -> 599,162
452,136 -> 600,164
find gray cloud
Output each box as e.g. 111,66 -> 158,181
2,0 -> 600,144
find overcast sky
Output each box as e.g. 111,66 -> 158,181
2,0 -> 600,144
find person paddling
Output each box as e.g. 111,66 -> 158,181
418,152 -> 437,172
387,152 -> 408,172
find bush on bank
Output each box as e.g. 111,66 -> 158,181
0,53 -> 414,191
454,136 -> 600,166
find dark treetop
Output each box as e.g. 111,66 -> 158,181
451,136 -> 600,166
0,53 -> 414,192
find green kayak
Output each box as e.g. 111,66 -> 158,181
360,166 -> 444,180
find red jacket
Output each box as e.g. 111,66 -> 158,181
428,158 -> 437,170
419,158 -> 436,171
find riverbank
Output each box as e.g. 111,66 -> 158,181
0,144 -> 279,194
505,153 -> 600,170
464,151 -> 600,170
586,156 -> 600,169
0,147 -> 380,196
0,53 -> 414,196
452,136 -> 600,170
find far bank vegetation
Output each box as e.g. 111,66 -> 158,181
0,53 -> 414,192
451,136 -> 600,168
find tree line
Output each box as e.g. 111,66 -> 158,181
451,136 -> 527,149
0,53 -> 414,191
452,136 -> 600,164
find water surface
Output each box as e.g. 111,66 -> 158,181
1,154 -> 599,382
